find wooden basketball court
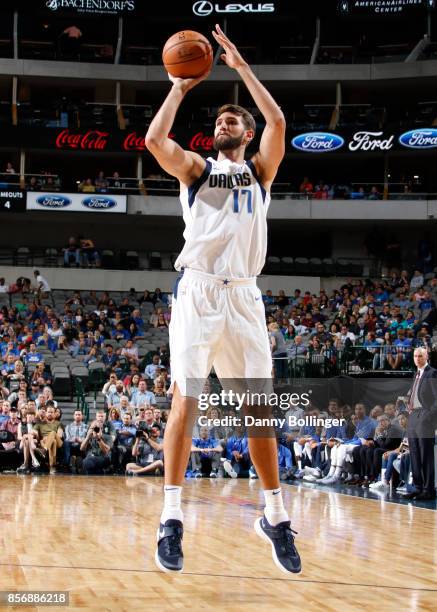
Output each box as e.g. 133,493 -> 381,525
1,475 -> 436,611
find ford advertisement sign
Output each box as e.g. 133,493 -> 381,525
81,196 -> 118,210
27,192 -> 126,213
291,132 -> 344,153
398,128 -> 437,149
35,194 -> 72,208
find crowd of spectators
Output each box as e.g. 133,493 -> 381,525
298,177 -> 415,200
78,171 -> 123,193
0,268 -> 435,492
265,272 -> 437,378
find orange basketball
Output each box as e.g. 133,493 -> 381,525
162,30 -> 213,78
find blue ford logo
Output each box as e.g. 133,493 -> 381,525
291,132 -> 344,153
399,128 -> 437,149
36,194 -> 71,208
81,196 -> 117,209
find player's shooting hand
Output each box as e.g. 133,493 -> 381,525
212,24 -> 247,70
168,70 -> 210,94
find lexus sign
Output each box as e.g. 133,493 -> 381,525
192,1 -> 275,16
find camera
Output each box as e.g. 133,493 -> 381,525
93,426 -> 101,434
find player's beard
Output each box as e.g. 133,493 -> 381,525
213,132 -> 245,151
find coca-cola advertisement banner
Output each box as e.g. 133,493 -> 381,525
26,192 -> 127,213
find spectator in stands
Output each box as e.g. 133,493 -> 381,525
80,417 -> 113,475
121,339 -> 139,366
0,278 -> 8,293
299,177 -> 313,196
79,178 -> 95,193
139,289 -> 153,304
33,270 -> 51,299
144,354 -> 161,381
109,171 -> 122,190
16,410 -> 40,473
107,408 -> 122,436
63,410 -> 87,472
5,162 -> 15,174
33,404 -> 63,474
113,412 -> 136,473
191,426 -> 223,478
410,270 -> 424,290
63,237 -> 81,268
368,186 -> 381,200
125,373 -> 141,398
0,405 -> 20,471
222,426 -> 250,478
27,176 -> 41,191
131,379 -> 155,408
95,171 -> 109,193
59,25 -> 82,59
79,237 -> 100,268
269,322 -> 288,380
126,424 -> 164,476
318,403 -> 375,485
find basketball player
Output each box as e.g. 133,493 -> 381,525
145,24 -> 301,575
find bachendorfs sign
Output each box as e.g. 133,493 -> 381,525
44,0 -> 136,15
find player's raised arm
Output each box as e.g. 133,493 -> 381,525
212,24 -> 285,188
145,75 -> 208,186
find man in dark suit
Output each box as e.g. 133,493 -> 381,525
403,347 -> 437,501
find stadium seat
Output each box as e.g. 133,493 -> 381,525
309,257 -> 323,275
44,248 -> 59,267
52,372 -> 71,398
14,246 -> 31,266
336,259 -> 353,276
265,256 -> 281,274
294,257 -> 311,275
322,258 -> 336,276
150,251 -> 162,269
281,257 -> 294,274
101,249 -> 116,269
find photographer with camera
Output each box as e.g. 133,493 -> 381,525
112,412 -> 136,473
125,423 -> 163,476
80,411 -> 113,475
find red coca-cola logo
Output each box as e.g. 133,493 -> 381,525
123,131 -> 146,151
55,129 -> 109,150
190,131 -> 214,151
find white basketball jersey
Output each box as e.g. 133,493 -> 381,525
175,157 -> 270,278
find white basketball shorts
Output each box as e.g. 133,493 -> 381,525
169,268 -> 273,398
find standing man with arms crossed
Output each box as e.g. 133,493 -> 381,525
145,24 -> 301,575
403,347 -> 437,501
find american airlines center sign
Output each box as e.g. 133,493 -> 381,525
290,128 -> 437,153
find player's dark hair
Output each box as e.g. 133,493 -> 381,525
216,104 -> 256,134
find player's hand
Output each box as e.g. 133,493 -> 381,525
168,70 -> 210,94
212,24 -> 247,70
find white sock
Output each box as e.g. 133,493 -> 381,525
381,468 -> 386,483
263,488 -> 289,526
160,485 -> 183,524
333,467 -> 342,478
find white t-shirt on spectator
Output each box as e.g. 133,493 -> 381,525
37,274 -> 51,292
0,284 -> 9,293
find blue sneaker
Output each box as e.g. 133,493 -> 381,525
155,520 -> 184,573
254,514 -> 301,574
